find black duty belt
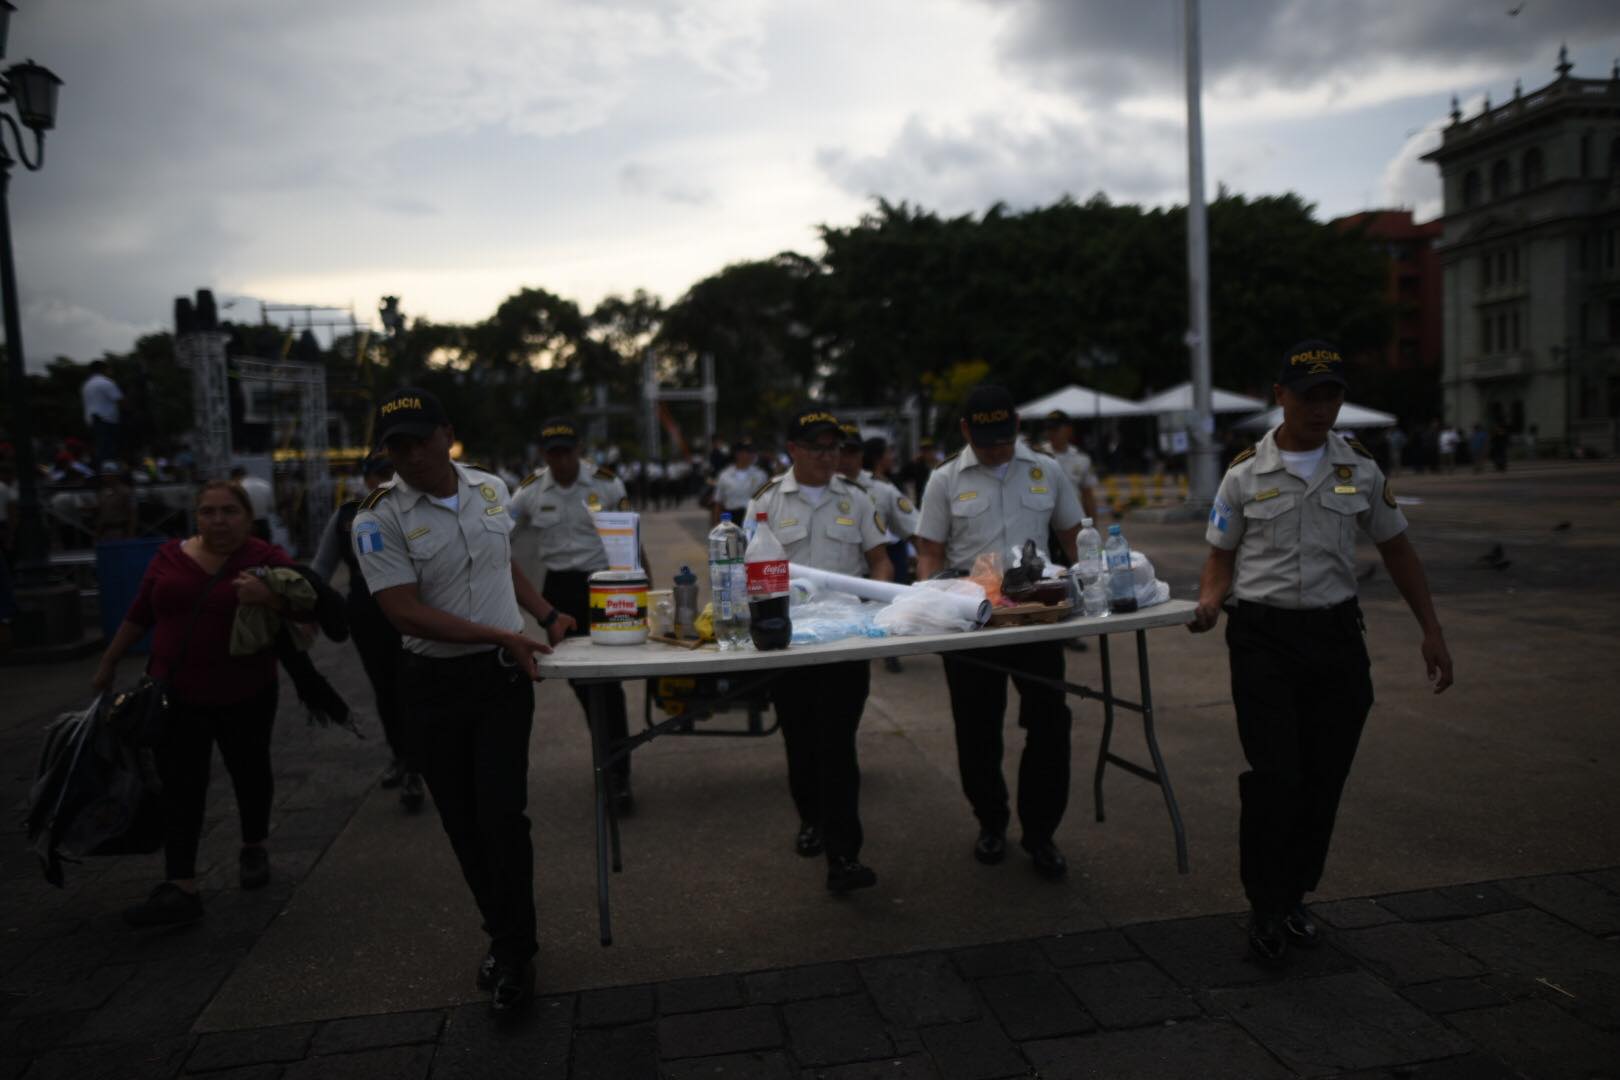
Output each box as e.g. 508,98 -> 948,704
1229,597 -> 1363,632
402,647 -> 520,672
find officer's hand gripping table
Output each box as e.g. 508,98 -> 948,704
537,598 -> 1197,945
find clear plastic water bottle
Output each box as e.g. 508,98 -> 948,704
707,513 -> 749,650
1104,524 -> 1138,613
1082,571 -> 1111,618
1076,517 -> 1104,583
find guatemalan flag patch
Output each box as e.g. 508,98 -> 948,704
355,520 -> 385,554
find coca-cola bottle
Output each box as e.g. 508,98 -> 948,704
745,512 -> 792,650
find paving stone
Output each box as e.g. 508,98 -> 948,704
659,974 -> 745,1014
949,941 -> 1047,979
1126,914 -> 1353,989
797,1056 -> 941,1079
1434,908 -> 1620,977
1331,922 -> 1488,985
309,1010 -> 444,1056
72,954 -> 235,1042
859,954 -> 980,1027
186,1023 -> 315,1071
916,1019 -> 1024,1080
662,1050 -> 795,1079
1207,971 -> 1472,1076
659,1005 -> 783,1060
430,997 -> 572,1080
1502,873 -> 1620,936
577,984 -> 655,1027
1024,1019 -> 1289,1080
1580,867 -> 1620,897
1038,928 -> 1140,968
0,1007 -> 86,1055
1387,1052 -> 1525,1079
1311,898 -> 1401,930
745,963 -> 863,1004
571,1024 -> 658,1080
784,995 -> 894,1067
1373,889 -> 1473,922
0,931 -> 113,991
1538,968 -> 1620,1031
977,971 -> 1092,1041
179,1067 -> 284,1080
17,1035 -> 191,1080
1061,960 -> 1200,1029
282,1044 -> 432,1080
1447,999 -> 1620,1080
6,964 -> 132,1016
1433,882 -> 1527,917
0,1059 -> 28,1080
1398,977 -> 1511,1014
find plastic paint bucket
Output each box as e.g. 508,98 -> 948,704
588,569 -> 650,645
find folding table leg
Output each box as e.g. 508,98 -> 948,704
588,682 -> 614,946
1093,634 -> 1116,823
1136,629 -> 1189,874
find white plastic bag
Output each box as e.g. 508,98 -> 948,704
873,579 -> 988,636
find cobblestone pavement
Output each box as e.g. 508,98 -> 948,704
3,463 -> 1618,1077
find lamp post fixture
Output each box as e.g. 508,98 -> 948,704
0,0 -> 64,576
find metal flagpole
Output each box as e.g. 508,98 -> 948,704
1183,0 -> 1218,510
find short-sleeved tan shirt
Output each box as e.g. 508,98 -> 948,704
916,442 -> 1084,572
744,470 -> 886,576
858,470 -> 920,541
1205,428 -> 1407,610
508,466 -> 630,573
352,463 -> 523,657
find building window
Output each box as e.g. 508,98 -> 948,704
1522,147 -> 1544,189
1497,313 -> 1508,351
1580,303 -> 1589,342
1491,160 -> 1512,198
1581,132 -> 1592,177
1511,246 -> 1520,281
1463,169 -> 1481,208
1511,309 -> 1521,350
1482,314 -> 1493,352
1609,231 -> 1617,271
1609,301 -> 1620,342
1496,250 -> 1508,283
1483,253 -> 1494,287
1611,138 -> 1620,176
1580,234 -> 1591,271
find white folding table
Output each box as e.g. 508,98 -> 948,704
537,598 -> 1197,945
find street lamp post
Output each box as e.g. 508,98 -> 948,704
0,0 -> 65,578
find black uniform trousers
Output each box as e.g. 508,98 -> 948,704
1226,599 -> 1373,916
400,649 -> 537,967
542,570 -> 630,786
772,660 -> 870,861
346,590 -> 412,771
942,639 -> 1071,842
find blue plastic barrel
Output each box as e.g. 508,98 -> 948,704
95,536 -> 166,654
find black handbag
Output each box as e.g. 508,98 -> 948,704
106,557 -> 233,748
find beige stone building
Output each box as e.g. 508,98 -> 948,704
1421,50 -> 1620,454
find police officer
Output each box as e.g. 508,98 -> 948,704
1189,341 -> 1453,965
508,417 -> 637,810
915,385 -> 1084,880
1039,411 -> 1099,523
311,454 -> 423,811
712,437 -> 769,526
838,426 -> 920,673
353,387 -> 573,1017
746,408 -> 891,893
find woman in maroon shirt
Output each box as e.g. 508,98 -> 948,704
93,480 -> 299,927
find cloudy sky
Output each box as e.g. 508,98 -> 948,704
9,0 -> 1618,369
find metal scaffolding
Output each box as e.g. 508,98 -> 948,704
235,356 -> 332,554
174,330 -> 233,482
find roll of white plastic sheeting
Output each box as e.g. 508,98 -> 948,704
788,563 -> 992,627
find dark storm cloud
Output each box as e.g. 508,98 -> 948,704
817,113 -> 1183,214
985,0 -> 1620,101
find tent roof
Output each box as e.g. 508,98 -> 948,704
1234,402 -> 1399,431
1137,381 -> 1268,415
1016,384 -> 1149,419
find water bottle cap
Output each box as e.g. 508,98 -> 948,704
1108,524 -> 1122,534
1081,517 -> 1094,527
719,512 -> 732,522
674,565 -> 696,584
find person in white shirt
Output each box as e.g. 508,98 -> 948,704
81,362 -> 124,467
230,467 -> 276,541
711,438 -> 770,526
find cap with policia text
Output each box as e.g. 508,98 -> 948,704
372,387 -> 449,448
839,422 -> 863,449
1045,409 -> 1072,428
788,408 -> 842,443
539,417 -> 581,450
1278,339 -> 1349,393
961,385 -> 1017,445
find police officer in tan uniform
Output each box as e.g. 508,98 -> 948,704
711,437 -> 769,526
915,385 -> 1084,880
1190,341 -> 1453,965
354,387 -> 573,1017
746,409 -> 890,893
1039,411 -> 1098,523
509,417 -> 637,810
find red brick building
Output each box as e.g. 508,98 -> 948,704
1332,209 -> 1444,372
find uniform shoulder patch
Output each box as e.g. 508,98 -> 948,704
358,485 -> 393,511
1226,446 -> 1257,470
939,451 -> 960,466
460,462 -> 488,475
843,476 -> 869,494
752,477 -> 781,500
1383,478 -> 1398,509
1346,439 -> 1374,460
594,466 -> 617,481
518,470 -> 543,489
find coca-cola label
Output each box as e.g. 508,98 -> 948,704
746,558 -> 789,597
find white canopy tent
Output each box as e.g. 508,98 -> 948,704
1234,402 -> 1399,432
1016,384 -> 1150,419
1138,381 -> 1267,415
